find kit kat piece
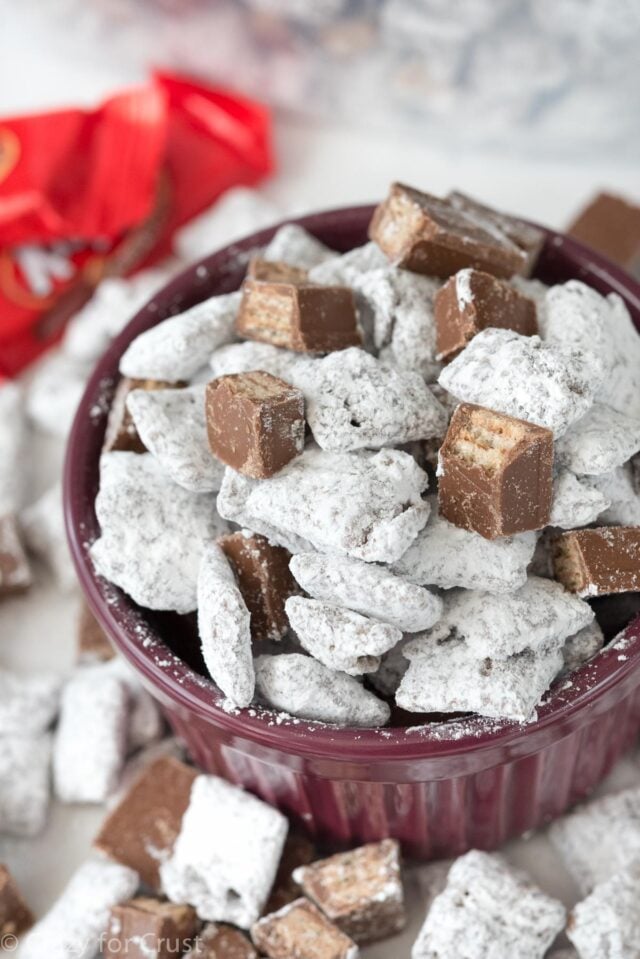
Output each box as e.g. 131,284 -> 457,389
206,372 -> 305,479
435,269 -> 537,360
185,924 -> 258,958
369,183 -> 526,279
567,192 -> 640,279
236,279 -> 361,353
251,898 -> 358,959
104,377 -> 182,453
77,599 -> 115,662
448,190 -> 545,276
553,527 -> 640,597
438,403 -> 553,539
247,258 -> 309,285
0,864 -> 33,939
0,514 -> 32,597
105,898 -> 198,959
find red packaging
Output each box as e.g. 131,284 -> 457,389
0,73 -> 273,376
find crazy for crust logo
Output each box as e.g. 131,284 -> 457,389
0,128 -> 20,184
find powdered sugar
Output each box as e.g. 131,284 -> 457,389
556,403 -> 640,475
21,484 -> 76,591
567,866 -> 640,959
562,620 -> 604,674
550,469 -> 610,528
262,224 -> 334,269
0,381 -> 26,514
590,465 -> 640,525
0,733 -> 52,837
210,339 -> 318,385
542,280 -> 617,382
0,669 -> 62,735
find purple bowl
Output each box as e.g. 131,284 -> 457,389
65,206 -> 640,858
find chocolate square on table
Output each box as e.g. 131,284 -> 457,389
236,279 -> 361,353
185,923 -> 258,958
553,526 -> 640,597
567,192 -> 640,279
105,898 -> 198,959
251,898 -> 357,959
435,268 -> 537,361
104,377 -> 183,453
369,182 -> 526,279
448,190 -> 545,277
247,258 -> 309,285
77,599 -> 115,662
0,514 -> 32,597
438,403 -> 553,540
0,864 -> 33,939
206,371 -> 305,479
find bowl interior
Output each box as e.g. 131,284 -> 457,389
65,205 -> 640,759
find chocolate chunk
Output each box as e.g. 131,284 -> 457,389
448,190 -> 545,277
77,599 -> 115,663
438,403 -> 553,539
567,192 -> 640,279
247,258 -> 309,285
293,839 -> 406,944
0,514 -> 32,597
552,526 -> 640,597
435,268 -> 537,361
94,756 -> 197,889
206,372 -> 305,479
264,833 -> 316,915
218,531 -> 298,642
104,377 -> 183,453
251,898 -> 358,959
0,864 -> 33,939
105,898 -> 198,959
236,279 -> 361,353
186,923 -> 258,958
369,182 -> 525,279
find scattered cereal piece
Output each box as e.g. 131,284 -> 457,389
590,465 -> 640,526
566,866 -> 640,959
411,851 -> 565,959
77,600 -> 115,663
94,756 -> 197,889
435,268 -> 536,360
26,352 -> 89,438
0,513 -> 32,596
104,377 -> 183,455
91,453 -> 225,614
556,403 -> 640,476
550,470 -> 610,529
285,596 -> 402,675
289,552 -> 442,633
262,224 -> 334,269
264,834 -> 315,915
0,863 -> 33,939
219,531 -> 297,642
184,922 -> 258,958
438,403 -> 553,539
304,347 -> 447,452
210,340 -> 317,386
293,839 -> 405,943
254,654 -> 390,727
562,620 -> 605,674
120,292 -> 240,381
160,774 -> 288,928
0,669 -> 61,735
251,897 -> 359,959
217,447 -> 430,563
247,257 -> 309,284
19,859 -> 139,959
392,506 -> 536,594
103,658 -> 164,754
552,526 -> 640,597
21,484 -> 76,591
370,182 -> 525,278
0,734 -> 51,836
448,190 -> 545,276
206,372 -> 305,479
567,191 -> 640,278
173,187 -> 280,262
197,543 -> 254,708
105,897 -> 198,959
542,280 -> 617,382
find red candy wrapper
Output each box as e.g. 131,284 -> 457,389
0,72 -> 273,376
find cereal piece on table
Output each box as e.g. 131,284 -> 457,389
219,531 -> 297,642
104,377 -> 182,455
542,281 -> 617,382
255,654 -> 390,727
20,484 -> 76,591
105,897 -> 198,959
448,189 -> 545,276
304,348 -> 447,452
566,866 -> 640,959
0,734 -> 51,836
264,834 -> 315,915
369,182 -> 525,279
0,513 -> 32,596
392,504 -> 536,593
127,384 -> 225,492
206,372 -> 305,479
251,898 -> 358,959
210,341 -> 317,386
217,447 -> 430,563
293,839 -> 405,943
103,658 -> 164,754
556,403 -> 640,476
308,242 -> 388,286
435,268 -> 537,360
411,851 -> 565,959
438,327 -> 601,437
91,453 -> 225,614
567,191 -> 640,278
262,224 -> 334,269
550,469 -> 610,529
120,292 -> 240,381
438,403 -> 553,539
591,465 -> 640,526
236,279 -> 361,354
26,352 -> 89,438
94,756 -> 197,889
562,620 -> 604,674
285,596 -> 402,676
289,552 -> 442,633
247,257 -> 309,284
77,599 -> 115,662
552,527 -> 640,597
53,666 -> 128,803
160,774 -> 288,927
0,669 -> 61,734
0,863 -> 33,938
173,186 -> 280,262
197,543 -> 254,707
0,382 -> 26,515
184,923 -> 258,957
548,785 -> 640,894
19,859 -> 139,959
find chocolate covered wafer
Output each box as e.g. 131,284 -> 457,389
0,864 -> 33,939
448,190 -> 545,276
568,192 -> 640,279
105,898 -> 198,959
206,372 -> 305,479
435,269 -> 537,360
104,377 -> 182,453
77,599 -> 115,663
251,898 -> 358,959
0,514 -> 32,597
552,526 -> 640,597
247,258 -> 309,284
186,924 -> 258,958
369,183 -> 525,279
438,403 -> 553,539
236,279 -> 361,353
